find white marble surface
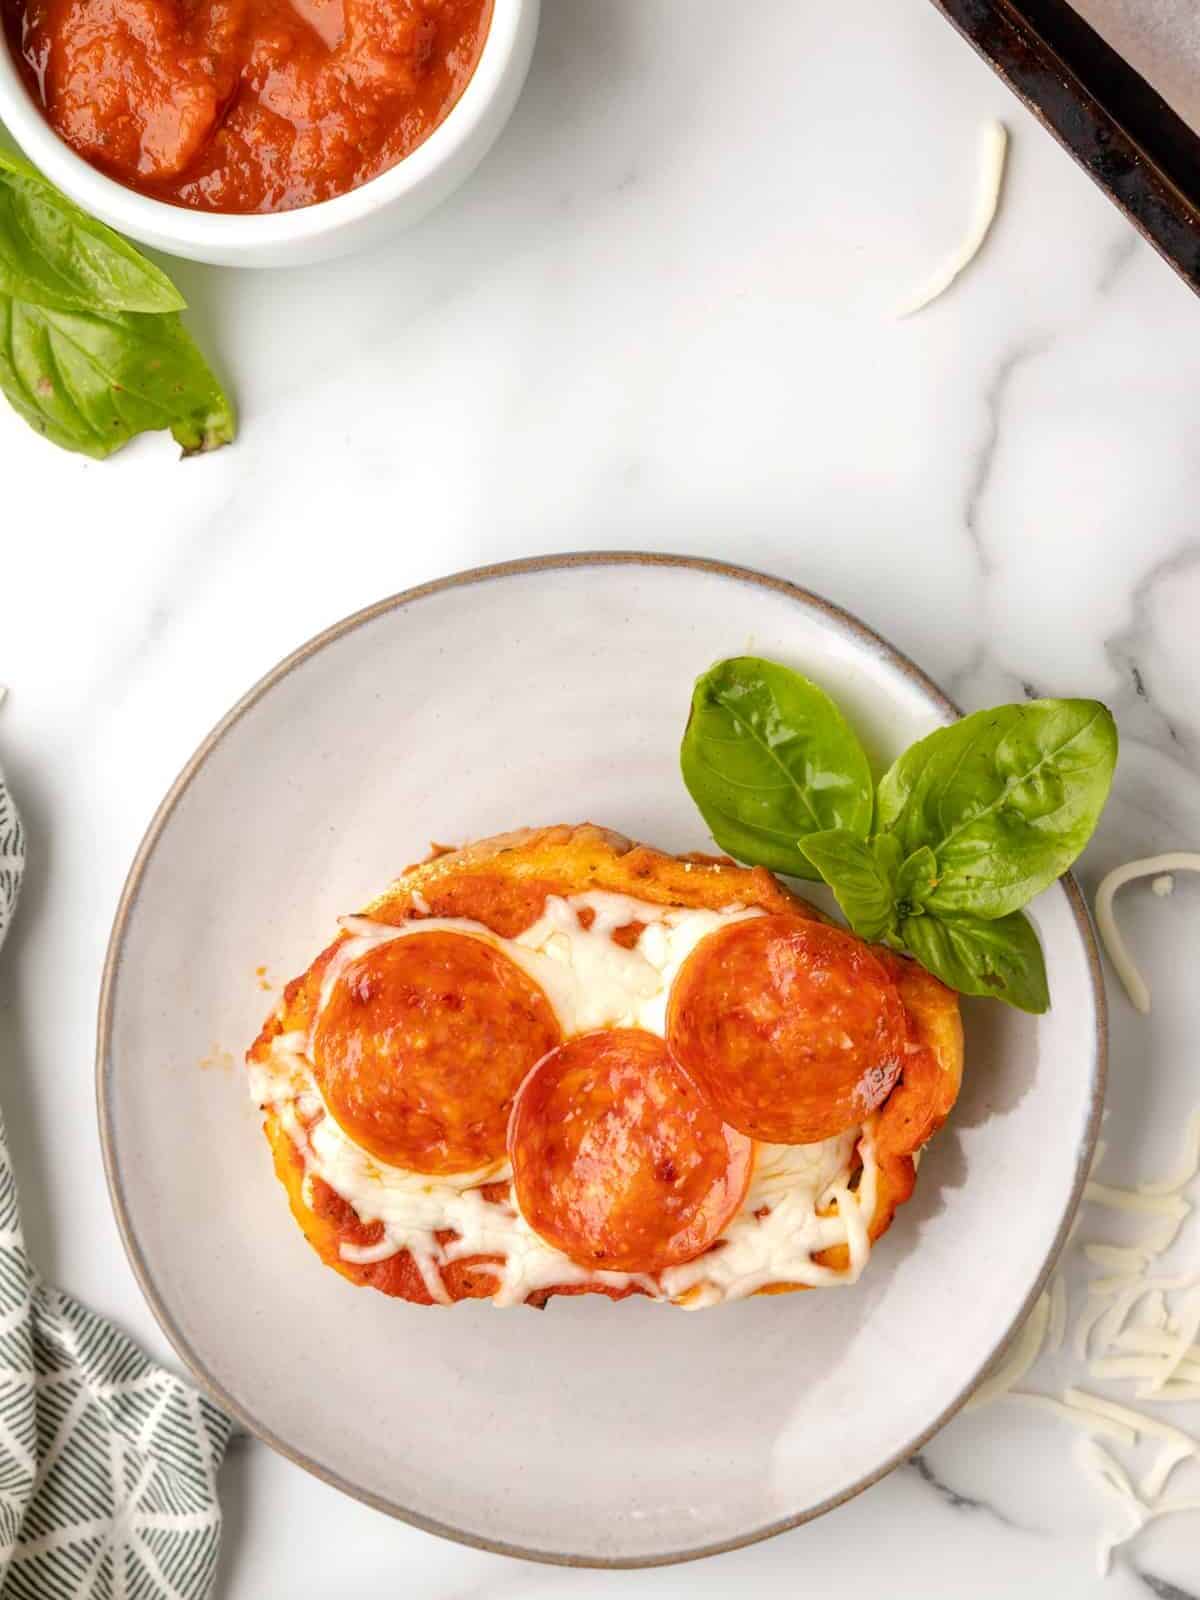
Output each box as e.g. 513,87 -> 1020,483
2,0 -> 1200,1594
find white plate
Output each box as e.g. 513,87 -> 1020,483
98,554 -> 1105,1567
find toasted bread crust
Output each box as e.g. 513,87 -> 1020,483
248,825 -> 964,1307
378,823 -> 825,928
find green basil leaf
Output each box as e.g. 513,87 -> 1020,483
0,296 -> 234,459
0,149 -> 185,314
901,908 -> 1050,1013
872,831 -> 903,883
681,657 -> 873,879
896,845 -> 938,910
797,828 -> 898,940
876,699 -> 1117,918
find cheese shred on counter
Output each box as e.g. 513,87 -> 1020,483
970,1089 -> 1200,1574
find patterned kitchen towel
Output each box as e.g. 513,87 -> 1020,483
0,766 -> 235,1600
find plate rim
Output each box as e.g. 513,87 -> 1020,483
95,550 -> 1108,1569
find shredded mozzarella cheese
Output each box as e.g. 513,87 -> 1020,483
1094,853 -> 1200,1013
970,1083 -> 1200,1573
1147,1288 -> 1200,1393
969,859 -> 1200,1571
1004,1392 -> 1136,1444
1074,1436 -> 1149,1576
1046,1274 -> 1068,1357
1139,1109 -> 1200,1197
1084,1182 -> 1190,1220
897,121 -> 1008,318
966,1290 -> 1051,1410
1083,1243 -> 1155,1274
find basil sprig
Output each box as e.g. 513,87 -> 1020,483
0,147 -> 233,458
679,657 -> 872,880
681,658 -> 1118,1012
875,699 -> 1118,917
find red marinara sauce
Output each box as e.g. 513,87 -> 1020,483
2,0 -> 492,212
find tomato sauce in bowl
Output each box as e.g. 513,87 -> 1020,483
1,0 -> 492,213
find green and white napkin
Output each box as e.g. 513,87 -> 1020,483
0,767 -> 234,1599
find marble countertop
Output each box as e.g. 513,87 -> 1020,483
3,0 -> 1199,1594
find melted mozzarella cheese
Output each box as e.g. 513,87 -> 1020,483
251,890 -> 880,1308
661,1132 -> 877,1306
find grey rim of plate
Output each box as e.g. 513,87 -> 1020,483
95,551 -> 1108,1568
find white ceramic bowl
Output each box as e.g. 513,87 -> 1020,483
98,555 -> 1106,1567
0,0 -> 538,267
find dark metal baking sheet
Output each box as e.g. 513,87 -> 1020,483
1069,1 -> 1200,135
931,0 -> 1200,295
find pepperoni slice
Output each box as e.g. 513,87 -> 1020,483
667,915 -> 906,1144
508,1028 -> 752,1274
311,931 -> 561,1175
